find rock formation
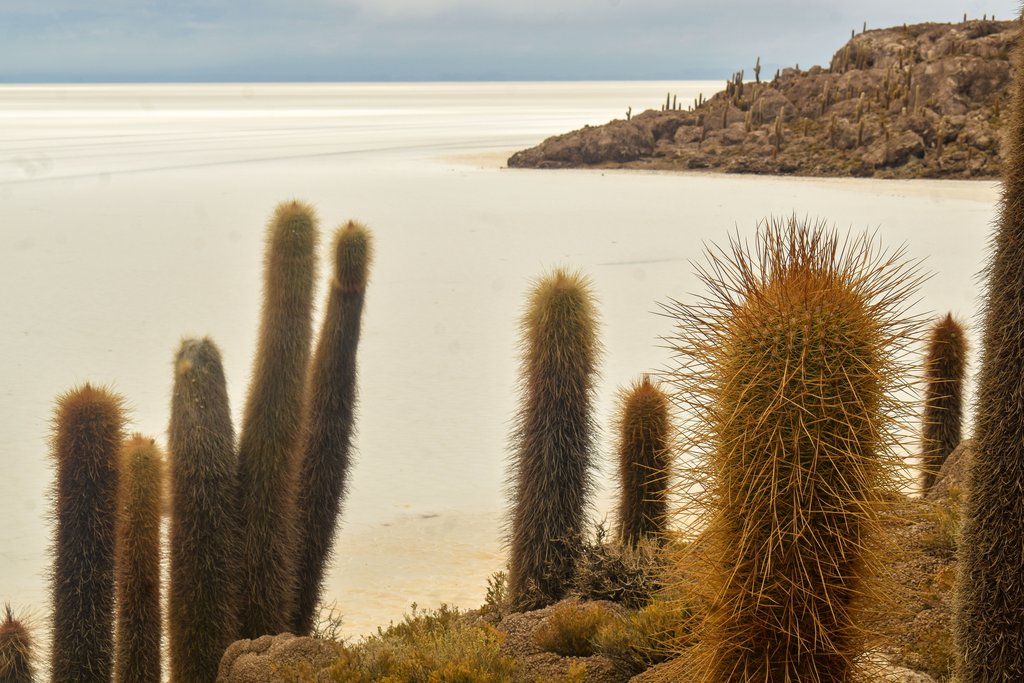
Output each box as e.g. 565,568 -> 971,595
510,19 -> 1015,179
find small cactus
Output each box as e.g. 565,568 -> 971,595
615,375 -> 673,548
919,314 -> 967,492
50,384 -> 124,683
114,435 -> 164,683
168,338 -> 240,683
291,221 -> 373,636
507,269 -> 600,611
236,201 -> 319,637
0,605 -> 34,683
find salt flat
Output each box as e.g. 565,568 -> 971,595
0,82 -> 997,642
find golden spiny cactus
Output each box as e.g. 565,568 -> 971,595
663,217 -> 919,682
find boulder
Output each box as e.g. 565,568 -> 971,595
217,633 -> 338,683
925,438 -> 975,501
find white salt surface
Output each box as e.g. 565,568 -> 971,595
0,82 -> 998,644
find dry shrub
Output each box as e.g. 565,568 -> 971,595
568,525 -> 665,609
593,599 -> 697,675
534,601 -> 616,657
922,486 -> 962,553
310,605 -> 515,682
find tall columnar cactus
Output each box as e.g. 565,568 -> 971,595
616,375 -> 673,548
0,605 -> 34,683
168,338 -> 240,683
236,201 -> 319,638
50,384 -> 124,683
957,22 -> 1024,681
114,436 -> 164,683
507,268 -> 600,611
665,218 -> 917,682
291,221 -> 373,636
919,314 -> 967,492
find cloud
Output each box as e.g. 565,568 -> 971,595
0,0 -> 1018,81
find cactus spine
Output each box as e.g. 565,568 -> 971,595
957,22 -> 1024,680
236,201 -> 319,637
50,384 -> 124,683
291,221 -> 373,636
507,268 -> 600,611
168,339 -> 240,683
666,218 -> 917,682
114,436 -> 164,683
0,605 -> 34,683
615,375 -> 672,547
919,314 -> 967,492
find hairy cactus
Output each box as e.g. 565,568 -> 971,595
664,218 -> 918,682
615,375 -> 673,547
957,24 -> 1024,681
236,201 -> 319,637
507,269 -> 600,611
0,605 -> 34,683
168,338 -> 240,683
919,314 -> 967,492
291,221 -> 373,635
50,384 -> 124,683
114,435 -> 164,683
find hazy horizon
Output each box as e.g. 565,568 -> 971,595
1,1 -> 1017,83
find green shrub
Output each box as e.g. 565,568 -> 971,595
593,599 -> 696,675
534,601 -> 616,657
480,571 -> 511,621
312,605 -> 516,682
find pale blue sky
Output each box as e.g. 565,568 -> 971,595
0,0 -> 1018,82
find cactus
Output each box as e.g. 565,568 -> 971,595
615,375 -> 673,548
50,384 -> 124,683
236,201 -> 319,637
957,23 -> 1024,680
168,338 -> 240,683
114,436 -> 164,683
664,217 -> 918,682
507,268 -> 600,611
0,605 -> 34,683
291,221 -> 373,636
919,314 -> 967,492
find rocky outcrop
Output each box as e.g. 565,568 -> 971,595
216,633 -> 338,683
509,19 -> 1016,178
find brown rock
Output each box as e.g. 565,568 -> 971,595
925,438 -> 975,501
864,130 -> 926,167
217,633 -> 338,683
508,119 -> 654,168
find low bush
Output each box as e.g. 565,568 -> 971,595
593,599 -> 696,674
568,525 -> 664,609
287,605 -> 516,682
533,601 -> 616,657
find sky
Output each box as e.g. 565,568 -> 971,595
0,0 -> 1019,82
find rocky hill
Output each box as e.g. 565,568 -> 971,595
508,18 -> 1017,178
